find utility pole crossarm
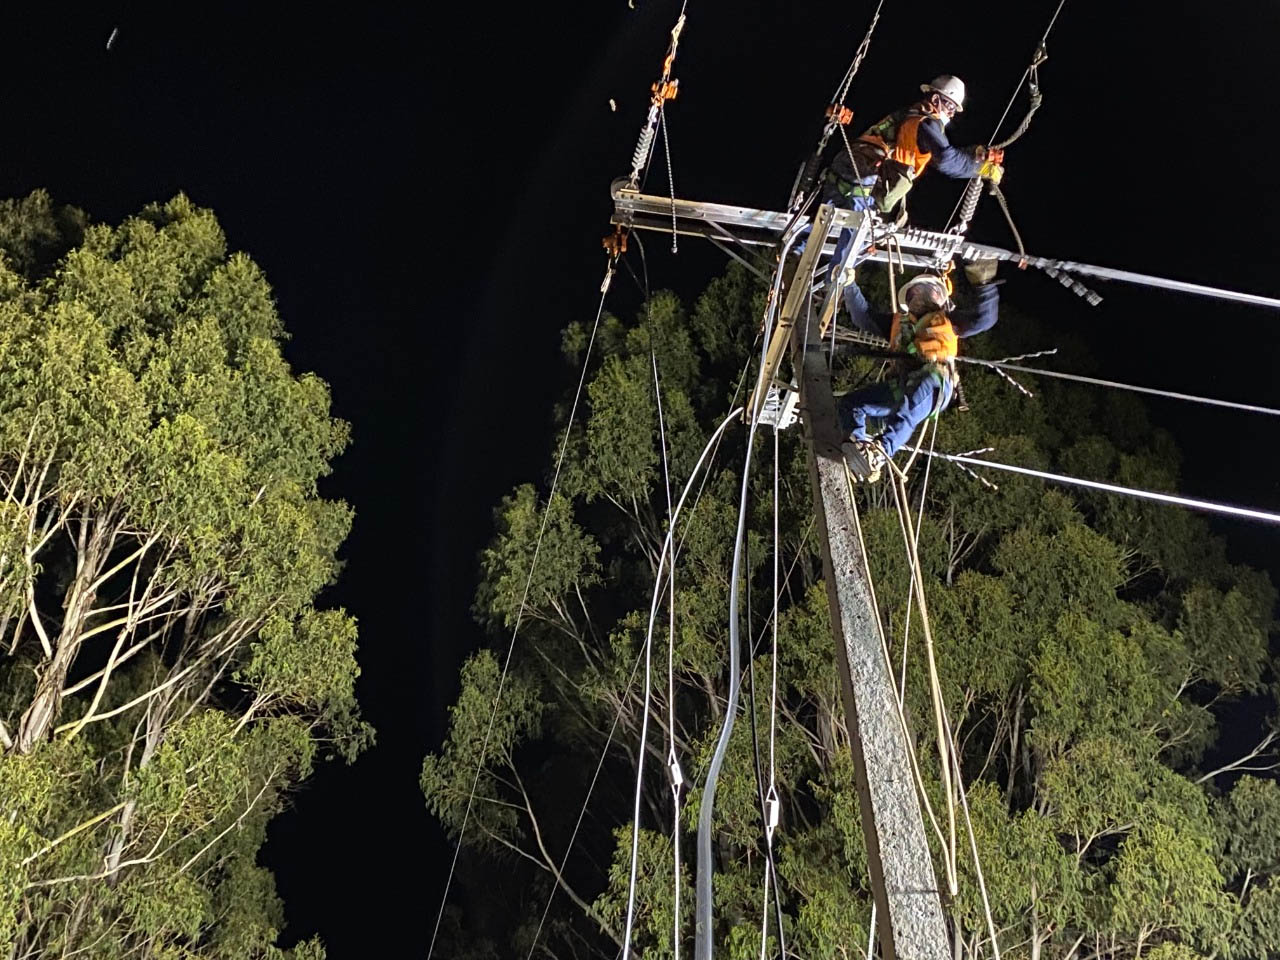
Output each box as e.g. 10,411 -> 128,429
611,184 -> 1280,311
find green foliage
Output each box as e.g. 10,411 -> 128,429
0,193 -> 365,957
426,263 -> 1280,959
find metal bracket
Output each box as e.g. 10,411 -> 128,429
758,383 -> 800,430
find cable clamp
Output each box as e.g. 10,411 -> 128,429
764,786 -> 781,839
651,78 -> 680,104
602,225 -> 629,259
667,749 -> 684,790
824,103 -> 853,126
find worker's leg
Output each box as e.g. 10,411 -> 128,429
792,177 -> 873,258
826,186 -> 876,280
876,374 -> 952,456
874,167 -> 914,216
836,382 -> 899,442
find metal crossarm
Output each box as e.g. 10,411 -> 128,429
611,184 -> 1280,311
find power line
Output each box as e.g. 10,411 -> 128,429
429,262 -> 615,959
944,0 -> 1068,231
526,405 -> 743,960
961,357 -> 1280,417
694,226 -> 800,960
905,449 -> 1280,526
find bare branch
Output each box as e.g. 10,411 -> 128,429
1196,729 -> 1279,785
177,768 -> 281,875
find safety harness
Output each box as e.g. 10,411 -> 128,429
888,309 -> 962,416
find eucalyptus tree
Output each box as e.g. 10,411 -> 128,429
425,264 -> 1280,959
0,191 -> 366,959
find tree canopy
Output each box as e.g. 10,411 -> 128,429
425,260 -> 1280,959
0,191 -> 367,959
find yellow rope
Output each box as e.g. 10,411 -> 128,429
841,465 -> 950,857
887,460 -> 958,895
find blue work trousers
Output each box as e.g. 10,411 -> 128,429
794,179 -> 877,270
837,371 -> 953,457
826,180 -> 877,280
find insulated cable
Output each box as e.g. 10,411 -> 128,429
525,405 -> 746,960
694,232 -> 799,960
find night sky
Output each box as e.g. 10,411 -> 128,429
3,1 -> 1278,954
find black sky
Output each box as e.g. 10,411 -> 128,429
3,1 -> 1278,955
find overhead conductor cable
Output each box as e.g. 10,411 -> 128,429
908,449 -> 1280,526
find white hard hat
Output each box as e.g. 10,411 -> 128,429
897,274 -> 952,313
920,75 -> 966,112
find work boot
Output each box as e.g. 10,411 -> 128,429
841,439 -> 885,483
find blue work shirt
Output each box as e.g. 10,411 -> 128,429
914,116 -> 984,179
845,279 -> 1000,343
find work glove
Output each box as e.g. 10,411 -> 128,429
978,159 -> 1004,185
963,258 -> 999,285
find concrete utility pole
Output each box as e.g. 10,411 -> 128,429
782,207 -> 950,960
612,188 -> 954,957
611,181 -> 1280,955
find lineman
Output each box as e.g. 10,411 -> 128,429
839,259 -> 1001,482
823,76 -> 1005,291
831,75 -> 1004,218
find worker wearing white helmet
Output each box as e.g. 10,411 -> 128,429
838,259 -> 1001,482
820,75 -> 1005,326
828,74 -> 1005,216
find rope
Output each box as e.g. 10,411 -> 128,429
429,261 -> 616,960
890,457 -> 1003,959
887,463 -> 958,894
886,459 -> 1007,957
896,417 -> 937,701
904,449 -> 1280,526
958,357 -> 1280,418
841,464 -> 953,895
988,184 -> 1025,258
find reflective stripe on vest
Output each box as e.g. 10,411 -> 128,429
857,108 -> 933,178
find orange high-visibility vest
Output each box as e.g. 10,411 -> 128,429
857,107 -> 934,178
889,310 -> 958,363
